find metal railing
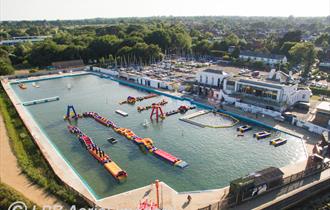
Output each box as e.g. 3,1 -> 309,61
199,161 -> 330,210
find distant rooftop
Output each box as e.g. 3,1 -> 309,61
240,50 -> 286,60
203,69 -> 224,75
317,101 -> 330,115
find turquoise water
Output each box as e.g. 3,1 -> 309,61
10,74 -> 306,198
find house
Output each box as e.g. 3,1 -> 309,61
319,60 -> 330,71
239,50 -> 287,65
0,36 -> 50,46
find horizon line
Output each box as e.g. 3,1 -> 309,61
1,14 -> 329,22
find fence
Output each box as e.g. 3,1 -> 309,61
199,161 -> 330,210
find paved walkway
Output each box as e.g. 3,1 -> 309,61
0,112 -> 68,208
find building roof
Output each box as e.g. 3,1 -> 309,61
202,69 -> 224,75
240,50 -> 286,60
249,167 -> 284,186
238,78 -> 284,90
316,101 -> 330,115
230,167 -> 284,189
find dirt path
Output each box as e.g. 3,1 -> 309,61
0,113 -> 68,208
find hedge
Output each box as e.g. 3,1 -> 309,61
0,85 -> 89,207
0,182 -> 40,210
310,87 -> 330,97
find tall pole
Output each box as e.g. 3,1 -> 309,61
155,179 -> 160,208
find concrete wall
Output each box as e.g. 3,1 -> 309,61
293,118 -> 329,135
235,101 -> 282,117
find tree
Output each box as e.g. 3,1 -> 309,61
289,42 -> 317,76
28,40 -> 64,66
192,39 -> 212,55
87,35 -> 120,60
0,59 -> 14,75
279,30 -> 302,46
170,31 -> 192,54
145,30 -> 171,51
280,42 -> 296,58
225,33 -> 240,46
212,41 -> 229,51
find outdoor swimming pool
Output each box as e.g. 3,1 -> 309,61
10,74 -> 307,198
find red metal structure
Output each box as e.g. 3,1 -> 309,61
155,179 -> 160,208
150,104 -> 165,121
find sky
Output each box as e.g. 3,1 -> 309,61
1,0 -> 329,21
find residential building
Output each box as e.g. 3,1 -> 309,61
0,36 -> 50,46
319,60 -> 330,71
239,50 -> 287,65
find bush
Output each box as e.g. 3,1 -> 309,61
29,69 -> 38,73
0,183 -> 40,210
310,87 -> 330,97
0,86 -> 89,207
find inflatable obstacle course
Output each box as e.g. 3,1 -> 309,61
119,94 -> 157,105
137,99 -> 168,112
150,104 -> 165,121
165,105 -> 196,117
64,105 -> 82,120
82,111 -> 188,168
67,125 -> 127,181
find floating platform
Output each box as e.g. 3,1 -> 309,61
115,109 -> 128,117
237,125 -> 252,133
270,138 -> 287,146
23,96 -> 60,106
254,131 -> 271,140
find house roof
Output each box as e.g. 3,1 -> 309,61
203,69 -> 224,75
320,60 -> 330,64
240,50 -> 286,60
316,101 -> 330,115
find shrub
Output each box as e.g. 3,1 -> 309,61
0,183 -> 40,210
310,87 -> 330,97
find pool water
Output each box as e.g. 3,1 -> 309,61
189,112 -> 237,127
10,74 -> 307,198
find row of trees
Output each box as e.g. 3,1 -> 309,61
0,16 -> 328,75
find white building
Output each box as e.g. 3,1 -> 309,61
239,50 -> 287,65
0,36 -> 51,46
221,71 -> 311,112
196,69 -> 229,88
319,60 -> 330,71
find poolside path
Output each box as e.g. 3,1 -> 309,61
0,113 -> 68,208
